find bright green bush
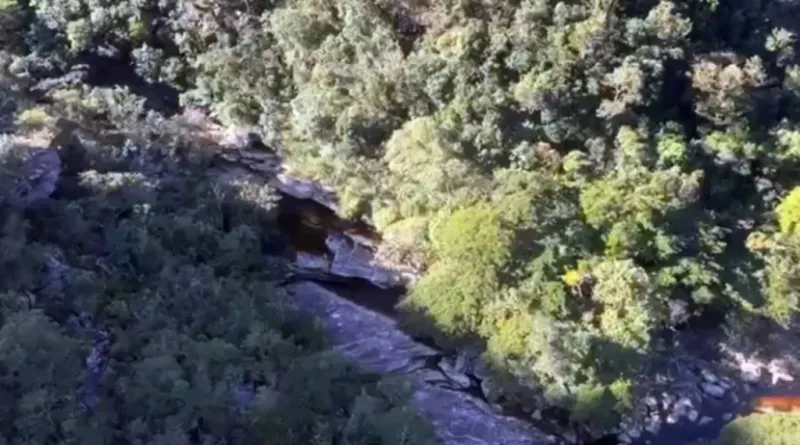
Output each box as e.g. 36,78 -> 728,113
692,413 -> 800,445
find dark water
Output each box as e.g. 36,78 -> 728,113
275,194 -> 402,316
277,194 -> 381,254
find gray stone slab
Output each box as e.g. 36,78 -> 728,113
286,281 -> 554,445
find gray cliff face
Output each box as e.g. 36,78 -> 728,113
286,281 -> 556,445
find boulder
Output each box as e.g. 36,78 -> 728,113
325,233 -> 414,288
295,251 -> 331,273
481,377 -> 504,404
420,369 -> 450,385
644,413 -> 662,435
439,357 -> 472,389
700,368 -> 719,383
270,172 -> 339,212
628,426 -> 642,439
668,299 -> 691,327
767,359 -> 794,385
455,349 -> 480,375
721,349 -> 763,383
698,416 -> 713,426
699,382 -> 726,398
668,396 -> 694,421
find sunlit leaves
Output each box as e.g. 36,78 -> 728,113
408,259 -> 499,336
777,187 -> 800,235
697,413 -> 800,445
384,116 -> 480,218
591,259 -> 662,351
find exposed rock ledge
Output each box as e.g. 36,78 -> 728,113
292,234 -> 417,288
211,130 -> 419,289
285,280 -> 557,445
216,127 -> 350,219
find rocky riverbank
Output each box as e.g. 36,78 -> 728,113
18,107 -> 798,445
208,122 -> 800,445
286,280 -> 561,445
208,124 -> 419,290
616,328 -> 800,445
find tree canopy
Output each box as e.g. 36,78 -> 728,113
3,0 -> 800,441
0,131 -> 435,445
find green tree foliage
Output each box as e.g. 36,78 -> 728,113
776,187 -> 800,235
0,130 -> 435,445
746,189 -> 800,325
590,259 -> 662,352
7,0 -> 800,439
691,413 -> 800,445
405,202 -> 511,336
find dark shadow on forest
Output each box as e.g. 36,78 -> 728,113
0,135 -> 440,443
13,60 -> 794,443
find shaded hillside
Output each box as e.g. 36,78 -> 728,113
0,127 -> 436,445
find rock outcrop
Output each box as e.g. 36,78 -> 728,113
615,328 -> 800,445
325,232 -> 417,288
211,129 -> 419,288
286,280 -> 557,445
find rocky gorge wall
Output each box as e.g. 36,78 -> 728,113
9,107 -> 800,445
209,122 -> 800,445
208,129 -> 580,445
286,280 -> 559,445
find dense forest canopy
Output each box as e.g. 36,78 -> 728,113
4,0 -> 800,443
0,129 -> 437,444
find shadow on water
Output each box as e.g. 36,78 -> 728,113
277,193 -> 381,251
316,279 -> 404,318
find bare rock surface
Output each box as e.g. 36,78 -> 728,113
325,233 -> 415,288
211,142 -> 419,288
285,280 -> 555,445
621,324 -> 800,445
